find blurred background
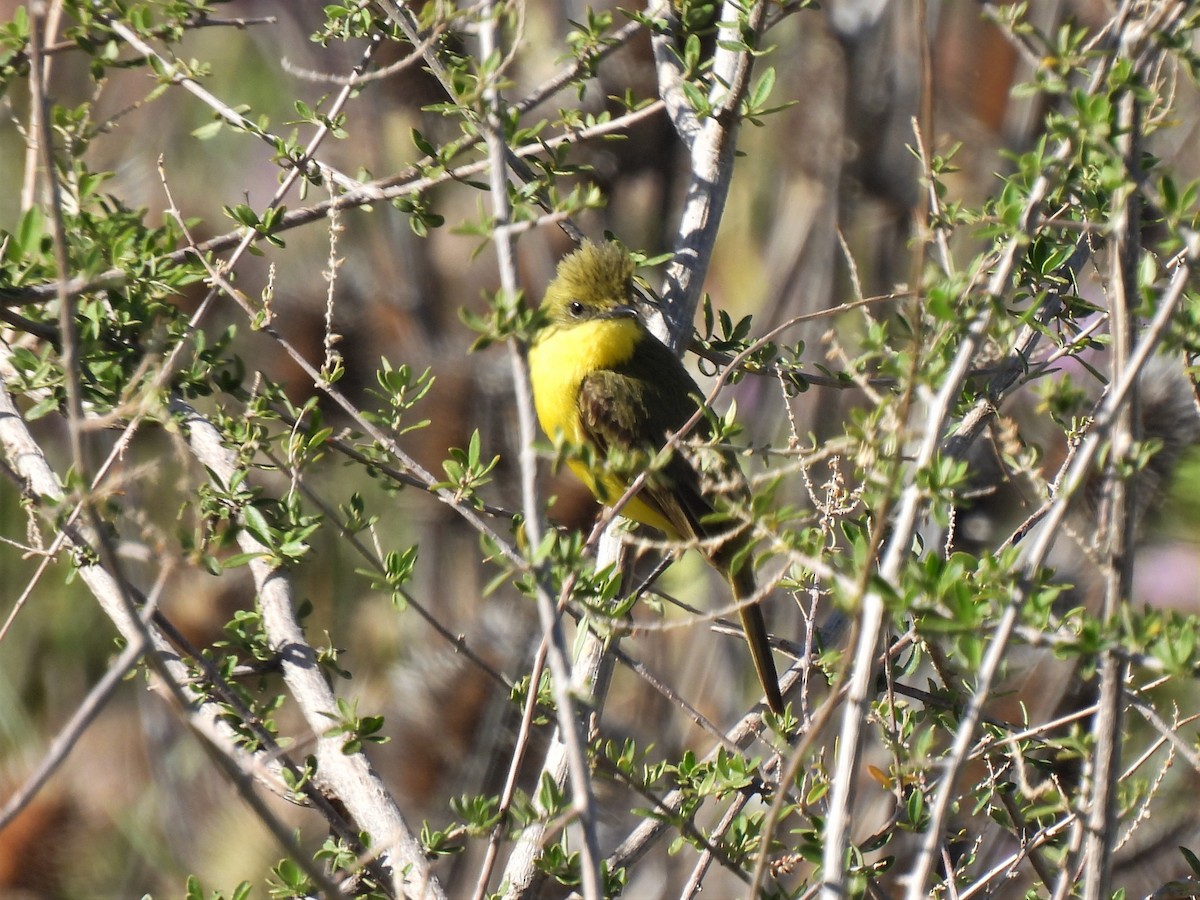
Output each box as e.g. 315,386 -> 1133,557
3,0 -> 1200,897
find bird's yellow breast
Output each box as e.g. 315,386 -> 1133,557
528,317 -> 641,442
528,316 -> 678,534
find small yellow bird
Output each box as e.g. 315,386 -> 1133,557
527,240 -> 784,714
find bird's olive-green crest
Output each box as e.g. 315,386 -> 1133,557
542,241 -> 637,324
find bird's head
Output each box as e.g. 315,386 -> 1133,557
541,241 -> 640,327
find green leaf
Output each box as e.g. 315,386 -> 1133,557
749,66 -> 776,109
411,128 -> 436,157
241,504 -> 274,547
192,119 -> 226,140
1181,846 -> 1200,876
16,205 -> 44,254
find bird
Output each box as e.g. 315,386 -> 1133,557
527,240 -> 784,714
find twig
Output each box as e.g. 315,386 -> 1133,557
19,0 -> 61,212
100,13 -> 363,192
605,696 -> 792,872
284,25 -> 441,84
0,596 -> 149,828
256,444 -> 514,690
1128,695 -> 1200,774
8,13 -> 277,68
680,790 -> 752,899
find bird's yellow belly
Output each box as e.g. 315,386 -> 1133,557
565,458 -> 678,535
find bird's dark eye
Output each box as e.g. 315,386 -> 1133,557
568,300 -> 584,317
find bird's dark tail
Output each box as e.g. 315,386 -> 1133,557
730,562 -> 784,715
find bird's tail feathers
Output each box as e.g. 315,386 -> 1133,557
728,561 -> 784,715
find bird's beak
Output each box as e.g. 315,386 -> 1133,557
602,305 -> 639,320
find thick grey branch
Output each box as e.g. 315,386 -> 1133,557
171,399 -> 446,900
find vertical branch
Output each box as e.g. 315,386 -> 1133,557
476,4 -> 604,898
28,0 -> 85,476
655,0 -> 768,350
20,0 -> 61,211
649,0 -> 699,148
1082,69 -> 1141,900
